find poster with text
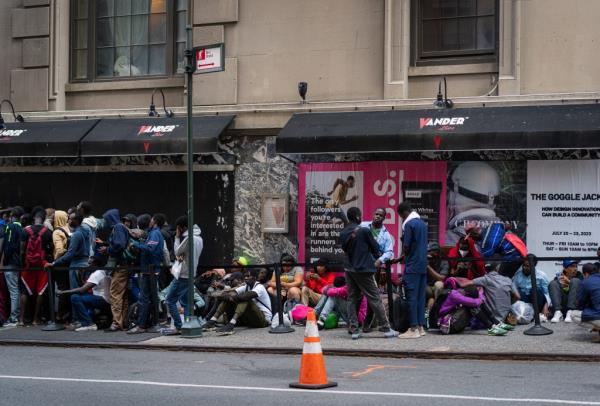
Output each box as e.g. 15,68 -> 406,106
527,160 -> 600,277
298,162 -> 448,270
445,161 -> 527,246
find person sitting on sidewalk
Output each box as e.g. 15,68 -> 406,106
203,268 -> 272,336
512,257 -> 551,322
436,281 -> 510,336
301,258 -> 335,307
549,259 -> 583,323
426,242 -> 449,314
267,254 -> 303,309
57,268 -> 111,331
314,276 -> 367,330
571,263 -> 600,340
472,260 -> 517,329
448,237 -> 485,280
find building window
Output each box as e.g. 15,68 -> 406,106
412,0 -> 497,65
71,0 -> 187,81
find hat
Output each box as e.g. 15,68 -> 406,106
562,259 -> 578,268
427,242 -> 441,252
234,256 -> 249,266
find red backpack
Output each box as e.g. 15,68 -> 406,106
25,226 -> 48,268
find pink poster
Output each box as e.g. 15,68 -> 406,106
298,161 -> 448,268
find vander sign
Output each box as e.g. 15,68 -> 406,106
0,129 -> 27,140
419,116 -> 469,131
137,125 -> 179,137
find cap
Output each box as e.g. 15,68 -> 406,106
562,259 -> 579,268
234,256 -> 249,266
427,242 -> 441,252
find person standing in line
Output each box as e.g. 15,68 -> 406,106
52,210 -> 72,323
339,207 -> 397,340
127,213 -> 165,334
397,202 -> 428,339
0,207 -> 25,326
162,216 -> 203,335
360,207 -> 394,270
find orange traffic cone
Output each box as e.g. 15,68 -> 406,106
289,309 -> 338,389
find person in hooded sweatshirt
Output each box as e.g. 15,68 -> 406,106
46,213 -> 91,294
52,210 -> 72,322
162,216 -> 203,335
77,201 -> 97,259
102,209 -> 130,332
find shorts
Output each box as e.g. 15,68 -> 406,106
20,270 -> 49,296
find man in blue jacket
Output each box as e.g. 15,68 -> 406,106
127,213 -> 165,334
339,207 -> 397,340
572,263 -> 600,341
101,209 -> 130,332
397,202 -> 428,339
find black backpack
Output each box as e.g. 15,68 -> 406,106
428,287 -> 451,329
392,294 -> 410,333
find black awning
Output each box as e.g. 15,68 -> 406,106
277,103 -> 600,154
80,115 -> 234,157
0,120 -> 99,158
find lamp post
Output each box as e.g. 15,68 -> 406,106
181,0 -> 202,338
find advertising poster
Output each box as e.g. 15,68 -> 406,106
298,162 -> 448,269
527,160 -> 600,277
445,161 -> 527,246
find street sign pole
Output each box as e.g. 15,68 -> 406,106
181,0 -> 202,338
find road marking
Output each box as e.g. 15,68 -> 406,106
343,364 -> 416,378
0,375 -> 599,405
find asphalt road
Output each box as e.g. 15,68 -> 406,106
1,346 -> 599,406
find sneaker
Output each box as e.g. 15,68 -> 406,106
203,320 -> 218,331
216,323 -> 235,336
418,326 -> 427,336
317,320 -> 325,331
75,324 -> 98,332
383,329 -> 399,338
551,311 -> 563,323
160,328 -> 181,336
66,322 -> 82,331
488,325 -> 508,336
499,323 -> 515,331
398,329 -> 421,339
539,314 -> 548,323
564,310 -> 573,323
3,322 -> 17,327
126,326 -> 147,334
351,331 -> 361,340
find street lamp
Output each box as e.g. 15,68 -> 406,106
0,99 -> 25,130
433,77 -> 453,109
148,89 -> 174,118
180,0 -> 202,338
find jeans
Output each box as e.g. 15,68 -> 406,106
71,293 -> 110,326
345,271 -> 390,332
518,287 -> 547,313
404,273 -> 427,328
69,259 -> 89,289
4,271 -> 20,322
549,278 -> 581,314
137,274 -> 153,328
165,278 -> 189,330
315,295 -> 349,323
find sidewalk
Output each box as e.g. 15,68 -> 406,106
0,322 -> 598,361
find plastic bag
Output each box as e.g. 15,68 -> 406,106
271,312 -> 292,328
511,300 -> 534,325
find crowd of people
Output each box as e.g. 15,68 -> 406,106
0,201 -> 599,342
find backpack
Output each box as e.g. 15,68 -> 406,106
2,222 -> 22,265
392,293 -> 410,333
25,226 -> 48,268
439,307 -> 471,335
428,288 -> 451,330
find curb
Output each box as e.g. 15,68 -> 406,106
1,339 -> 599,362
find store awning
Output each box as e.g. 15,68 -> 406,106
80,115 -> 234,157
0,120 -> 99,158
276,103 -> 600,154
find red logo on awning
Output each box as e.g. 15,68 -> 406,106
143,143 -> 150,153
